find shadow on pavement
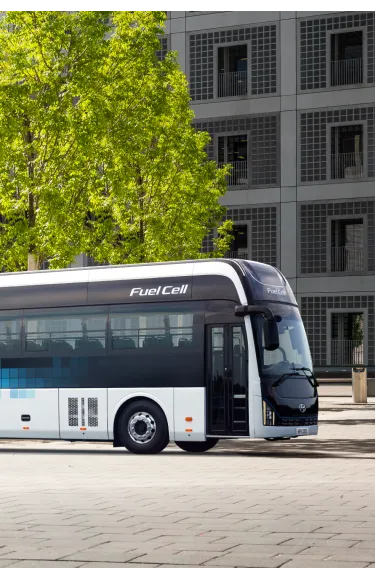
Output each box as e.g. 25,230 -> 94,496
319,419 -> 375,425
212,438 -> 375,459
0,437 -> 374,459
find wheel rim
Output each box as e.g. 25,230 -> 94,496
128,412 -> 156,444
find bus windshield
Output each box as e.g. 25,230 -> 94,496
252,303 -> 313,378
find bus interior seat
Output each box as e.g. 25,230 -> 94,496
50,339 -> 73,352
112,337 -> 136,350
0,339 -> 21,353
212,351 -> 224,377
178,338 -> 191,347
75,337 -> 104,351
26,340 -> 45,352
143,335 -> 174,348
233,344 -> 244,357
158,335 -> 173,347
143,336 -> 159,348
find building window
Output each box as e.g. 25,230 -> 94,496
330,124 -> 364,179
156,36 -> 169,61
218,135 -> 248,188
224,225 -> 249,259
217,44 -> 248,98
331,312 -> 364,365
330,30 -> 363,87
86,256 -> 109,267
330,218 -> 364,273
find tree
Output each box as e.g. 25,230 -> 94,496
0,11 -> 231,271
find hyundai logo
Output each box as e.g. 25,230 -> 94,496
299,404 -> 306,413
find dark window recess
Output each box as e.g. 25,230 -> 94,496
331,218 -> 364,273
218,44 -> 248,97
218,135 -> 248,187
331,124 -> 363,180
331,312 -> 364,365
330,31 -> 363,86
225,225 -> 248,260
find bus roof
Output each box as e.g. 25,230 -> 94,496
0,258 -> 250,289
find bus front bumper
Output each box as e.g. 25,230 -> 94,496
255,423 -> 318,439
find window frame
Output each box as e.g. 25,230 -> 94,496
215,130 -> 250,189
214,40 -> 250,101
326,213 -> 367,275
327,307 -> 368,366
326,26 -> 367,89
326,120 -> 367,182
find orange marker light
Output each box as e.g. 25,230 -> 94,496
22,426 -> 29,430
185,428 -> 193,432
80,427 -> 87,431
185,417 -> 193,422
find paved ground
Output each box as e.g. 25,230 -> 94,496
0,391 -> 374,568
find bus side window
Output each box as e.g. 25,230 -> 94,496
24,308 -> 107,353
109,307 -> 195,350
0,312 -> 22,356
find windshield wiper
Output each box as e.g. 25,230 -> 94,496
272,372 -> 299,388
272,367 -> 319,389
293,366 -> 319,388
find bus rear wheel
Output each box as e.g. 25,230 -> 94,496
118,400 -> 169,454
175,439 -> 218,453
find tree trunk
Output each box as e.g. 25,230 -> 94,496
24,118 -> 38,271
28,253 -> 39,271
137,169 -> 145,262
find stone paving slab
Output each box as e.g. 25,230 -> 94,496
0,404 -> 374,568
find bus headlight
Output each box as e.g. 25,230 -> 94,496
262,401 -> 275,426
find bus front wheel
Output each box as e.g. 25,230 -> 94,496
118,400 -> 169,454
175,439 -> 218,453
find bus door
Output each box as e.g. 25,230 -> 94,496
206,324 -> 249,436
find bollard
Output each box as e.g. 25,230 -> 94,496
352,366 -> 367,403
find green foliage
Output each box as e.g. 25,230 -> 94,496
0,11 -> 231,270
351,314 -> 364,346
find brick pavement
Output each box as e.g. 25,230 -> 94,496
0,398 -> 373,568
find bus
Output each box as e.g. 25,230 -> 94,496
0,259 -> 318,454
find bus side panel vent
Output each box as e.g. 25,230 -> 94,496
88,397 -> 99,427
68,398 -> 79,427
81,397 -> 85,427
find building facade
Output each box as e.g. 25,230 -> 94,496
163,11 -> 375,375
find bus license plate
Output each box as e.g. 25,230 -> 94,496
296,427 -> 309,436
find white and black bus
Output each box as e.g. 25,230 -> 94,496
0,259 -> 318,453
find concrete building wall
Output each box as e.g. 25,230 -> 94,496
168,11 -> 375,373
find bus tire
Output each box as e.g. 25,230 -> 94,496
175,439 -> 218,453
118,400 -> 169,454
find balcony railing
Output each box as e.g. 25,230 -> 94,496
331,152 -> 363,179
331,339 -> 364,366
218,71 -> 248,98
224,250 -> 249,260
331,246 -> 364,272
219,161 -> 248,188
330,58 -> 363,87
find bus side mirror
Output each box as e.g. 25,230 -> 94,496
264,319 -> 279,351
